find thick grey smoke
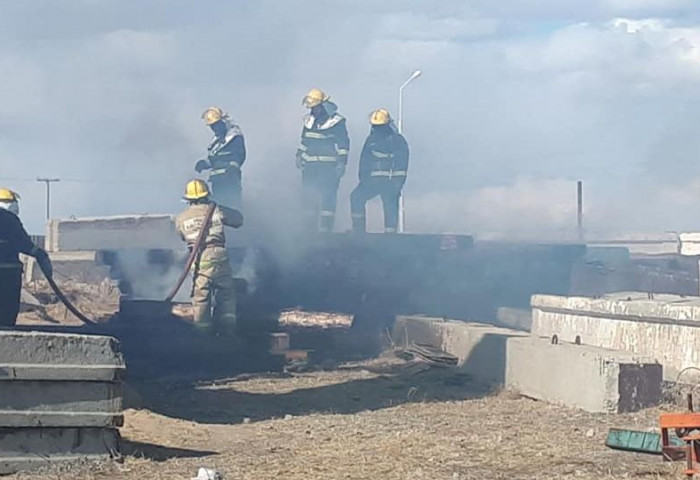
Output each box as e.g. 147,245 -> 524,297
1,1 -> 700,238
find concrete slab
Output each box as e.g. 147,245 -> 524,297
0,364 -> 124,382
46,214 -> 180,252
0,380 -> 122,428
0,427 -> 120,474
0,331 -> 124,368
531,293 -> 700,380
394,315 -> 662,413
507,336 -> 662,413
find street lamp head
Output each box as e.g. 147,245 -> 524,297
410,70 -> 422,80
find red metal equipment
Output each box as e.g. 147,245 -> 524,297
660,394 -> 700,478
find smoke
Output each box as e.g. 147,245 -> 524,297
1,1 -> 700,238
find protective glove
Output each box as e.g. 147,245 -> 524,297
336,162 -> 346,179
295,151 -> 306,170
33,247 -> 53,279
195,159 -> 211,173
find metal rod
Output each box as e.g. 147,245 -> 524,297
36,177 -> 60,221
577,180 -> 583,241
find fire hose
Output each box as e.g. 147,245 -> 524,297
165,202 -> 217,303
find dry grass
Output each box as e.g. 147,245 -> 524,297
4,358 -> 684,480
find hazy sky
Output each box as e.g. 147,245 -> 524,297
1,1 -> 700,236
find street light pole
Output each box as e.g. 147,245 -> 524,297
36,177 -> 60,221
397,69 -> 421,233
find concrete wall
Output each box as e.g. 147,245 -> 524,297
531,293 -> 700,381
393,315 -> 661,413
46,214 -> 181,252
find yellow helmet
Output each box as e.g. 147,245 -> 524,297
201,107 -> 225,126
183,179 -> 210,201
0,188 -> 19,202
370,108 -> 391,126
302,88 -> 329,108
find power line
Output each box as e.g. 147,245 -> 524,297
0,177 -> 165,185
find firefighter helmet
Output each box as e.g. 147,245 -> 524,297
370,108 -> 392,126
201,107 -> 225,126
0,188 -> 19,202
183,179 -> 210,201
302,88 -> 329,108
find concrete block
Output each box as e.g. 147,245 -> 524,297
586,232 -> 680,255
0,380 -> 123,428
531,293 -> 700,380
46,214 -> 180,252
0,427 -> 120,474
680,232 -> 700,256
0,331 -> 124,368
507,336 -> 661,413
394,315 -> 662,412
0,365 -> 124,382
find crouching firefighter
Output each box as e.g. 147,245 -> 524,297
0,188 -> 52,327
350,109 -> 409,233
296,88 -> 350,232
196,107 -> 247,210
175,180 -> 243,334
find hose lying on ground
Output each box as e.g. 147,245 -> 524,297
38,262 -> 97,325
165,202 -> 217,303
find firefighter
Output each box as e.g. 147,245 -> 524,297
195,107 -> 247,210
296,88 -> 350,232
350,109 -> 409,233
175,179 -> 243,334
0,188 -> 52,327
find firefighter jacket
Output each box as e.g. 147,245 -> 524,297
358,125 -> 409,182
207,117 -> 246,178
175,202 -> 243,270
0,208 -> 42,266
296,101 -> 350,166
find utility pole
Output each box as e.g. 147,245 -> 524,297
577,180 -> 584,241
36,177 -> 60,221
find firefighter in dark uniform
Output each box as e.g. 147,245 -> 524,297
0,188 -> 52,327
350,109 -> 409,233
296,88 -> 350,232
196,107 -> 247,211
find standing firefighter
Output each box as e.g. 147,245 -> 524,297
296,88 -> 350,232
175,180 -> 243,334
196,107 -> 247,210
0,188 -> 52,327
350,109 -> 409,233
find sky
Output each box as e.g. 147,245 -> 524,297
2,0 -> 700,237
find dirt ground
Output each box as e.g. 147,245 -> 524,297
6,352 -> 682,480
9,282 -> 684,479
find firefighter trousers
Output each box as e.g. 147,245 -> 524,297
210,168 -> 242,211
0,265 -> 23,327
191,247 -> 237,335
301,164 -> 341,232
350,178 -> 404,233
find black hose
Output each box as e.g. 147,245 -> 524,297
165,202 -> 217,303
